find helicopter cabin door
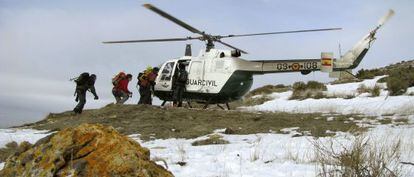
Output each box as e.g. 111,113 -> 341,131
186,60 -> 205,92
155,61 -> 177,91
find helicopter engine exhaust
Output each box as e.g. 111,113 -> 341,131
185,44 -> 192,56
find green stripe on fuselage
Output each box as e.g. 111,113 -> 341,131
154,71 -> 253,103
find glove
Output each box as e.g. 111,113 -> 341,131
94,95 -> 99,100
129,92 -> 133,97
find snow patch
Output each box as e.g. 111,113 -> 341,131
406,87 -> 414,95
242,76 -> 414,116
325,76 -> 386,98
213,128 -> 227,133
245,94 -> 414,116
280,127 -> 299,132
408,115 -> 414,124
251,94 -> 263,99
135,126 -> 414,177
0,162 -> 4,170
0,129 -> 50,148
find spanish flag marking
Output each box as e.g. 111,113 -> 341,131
321,58 -> 332,66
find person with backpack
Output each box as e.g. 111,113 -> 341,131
73,72 -> 99,114
173,63 -> 188,107
112,73 -> 133,104
138,67 -> 159,105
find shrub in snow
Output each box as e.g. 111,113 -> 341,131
355,61 -> 414,96
357,84 -> 381,97
307,81 -> 328,90
386,67 -> 414,96
356,68 -> 386,80
313,135 -> 402,177
372,85 -> 381,97
241,96 -> 273,106
246,84 -> 289,97
176,143 -> 187,166
290,81 -> 327,100
293,81 -> 307,91
387,76 -> 409,96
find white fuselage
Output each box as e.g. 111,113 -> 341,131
155,49 -> 246,94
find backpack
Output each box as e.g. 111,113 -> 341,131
112,72 -> 126,86
177,70 -> 188,83
75,72 -> 90,86
137,72 -> 144,86
138,68 -> 153,86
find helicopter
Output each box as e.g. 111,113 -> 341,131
104,4 -> 394,109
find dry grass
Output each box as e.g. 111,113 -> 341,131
249,136 -> 262,162
20,104 -> 371,140
357,84 -> 381,97
290,81 -> 327,100
246,84 -> 290,98
313,135 -> 402,177
231,96 -> 273,107
232,84 -> 289,107
176,142 -> 187,166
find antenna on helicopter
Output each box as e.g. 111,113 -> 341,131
338,43 -> 342,58
103,4 -> 343,55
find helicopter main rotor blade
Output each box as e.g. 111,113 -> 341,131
216,40 -> 248,54
103,37 -> 201,44
143,4 -> 204,35
219,28 -> 342,39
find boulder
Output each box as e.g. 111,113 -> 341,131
0,123 -> 173,177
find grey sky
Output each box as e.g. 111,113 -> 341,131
0,0 -> 413,127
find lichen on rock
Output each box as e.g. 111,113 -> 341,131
0,123 -> 174,177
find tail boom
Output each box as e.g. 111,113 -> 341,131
238,9 -> 393,76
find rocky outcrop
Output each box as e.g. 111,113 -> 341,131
0,123 -> 174,177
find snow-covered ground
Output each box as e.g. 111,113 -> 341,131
1,124 -> 413,176
243,76 -> 414,116
1,77 -> 413,176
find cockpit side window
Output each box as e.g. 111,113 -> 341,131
160,62 -> 175,81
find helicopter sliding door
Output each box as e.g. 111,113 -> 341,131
155,61 -> 177,91
186,60 -> 204,92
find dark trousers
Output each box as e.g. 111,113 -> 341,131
74,89 -> 86,113
138,86 -> 152,105
173,85 -> 185,107
112,89 -> 129,104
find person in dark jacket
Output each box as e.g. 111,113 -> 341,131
113,74 -> 133,104
173,63 -> 188,107
138,67 -> 159,105
73,73 -> 99,114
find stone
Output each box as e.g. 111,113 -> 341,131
224,127 -> 235,134
0,123 -> 174,177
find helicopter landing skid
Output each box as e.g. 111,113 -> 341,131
203,100 -> 231,110
161,100 -> 193,108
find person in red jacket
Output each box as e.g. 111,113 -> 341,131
113,74 -> 133,104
